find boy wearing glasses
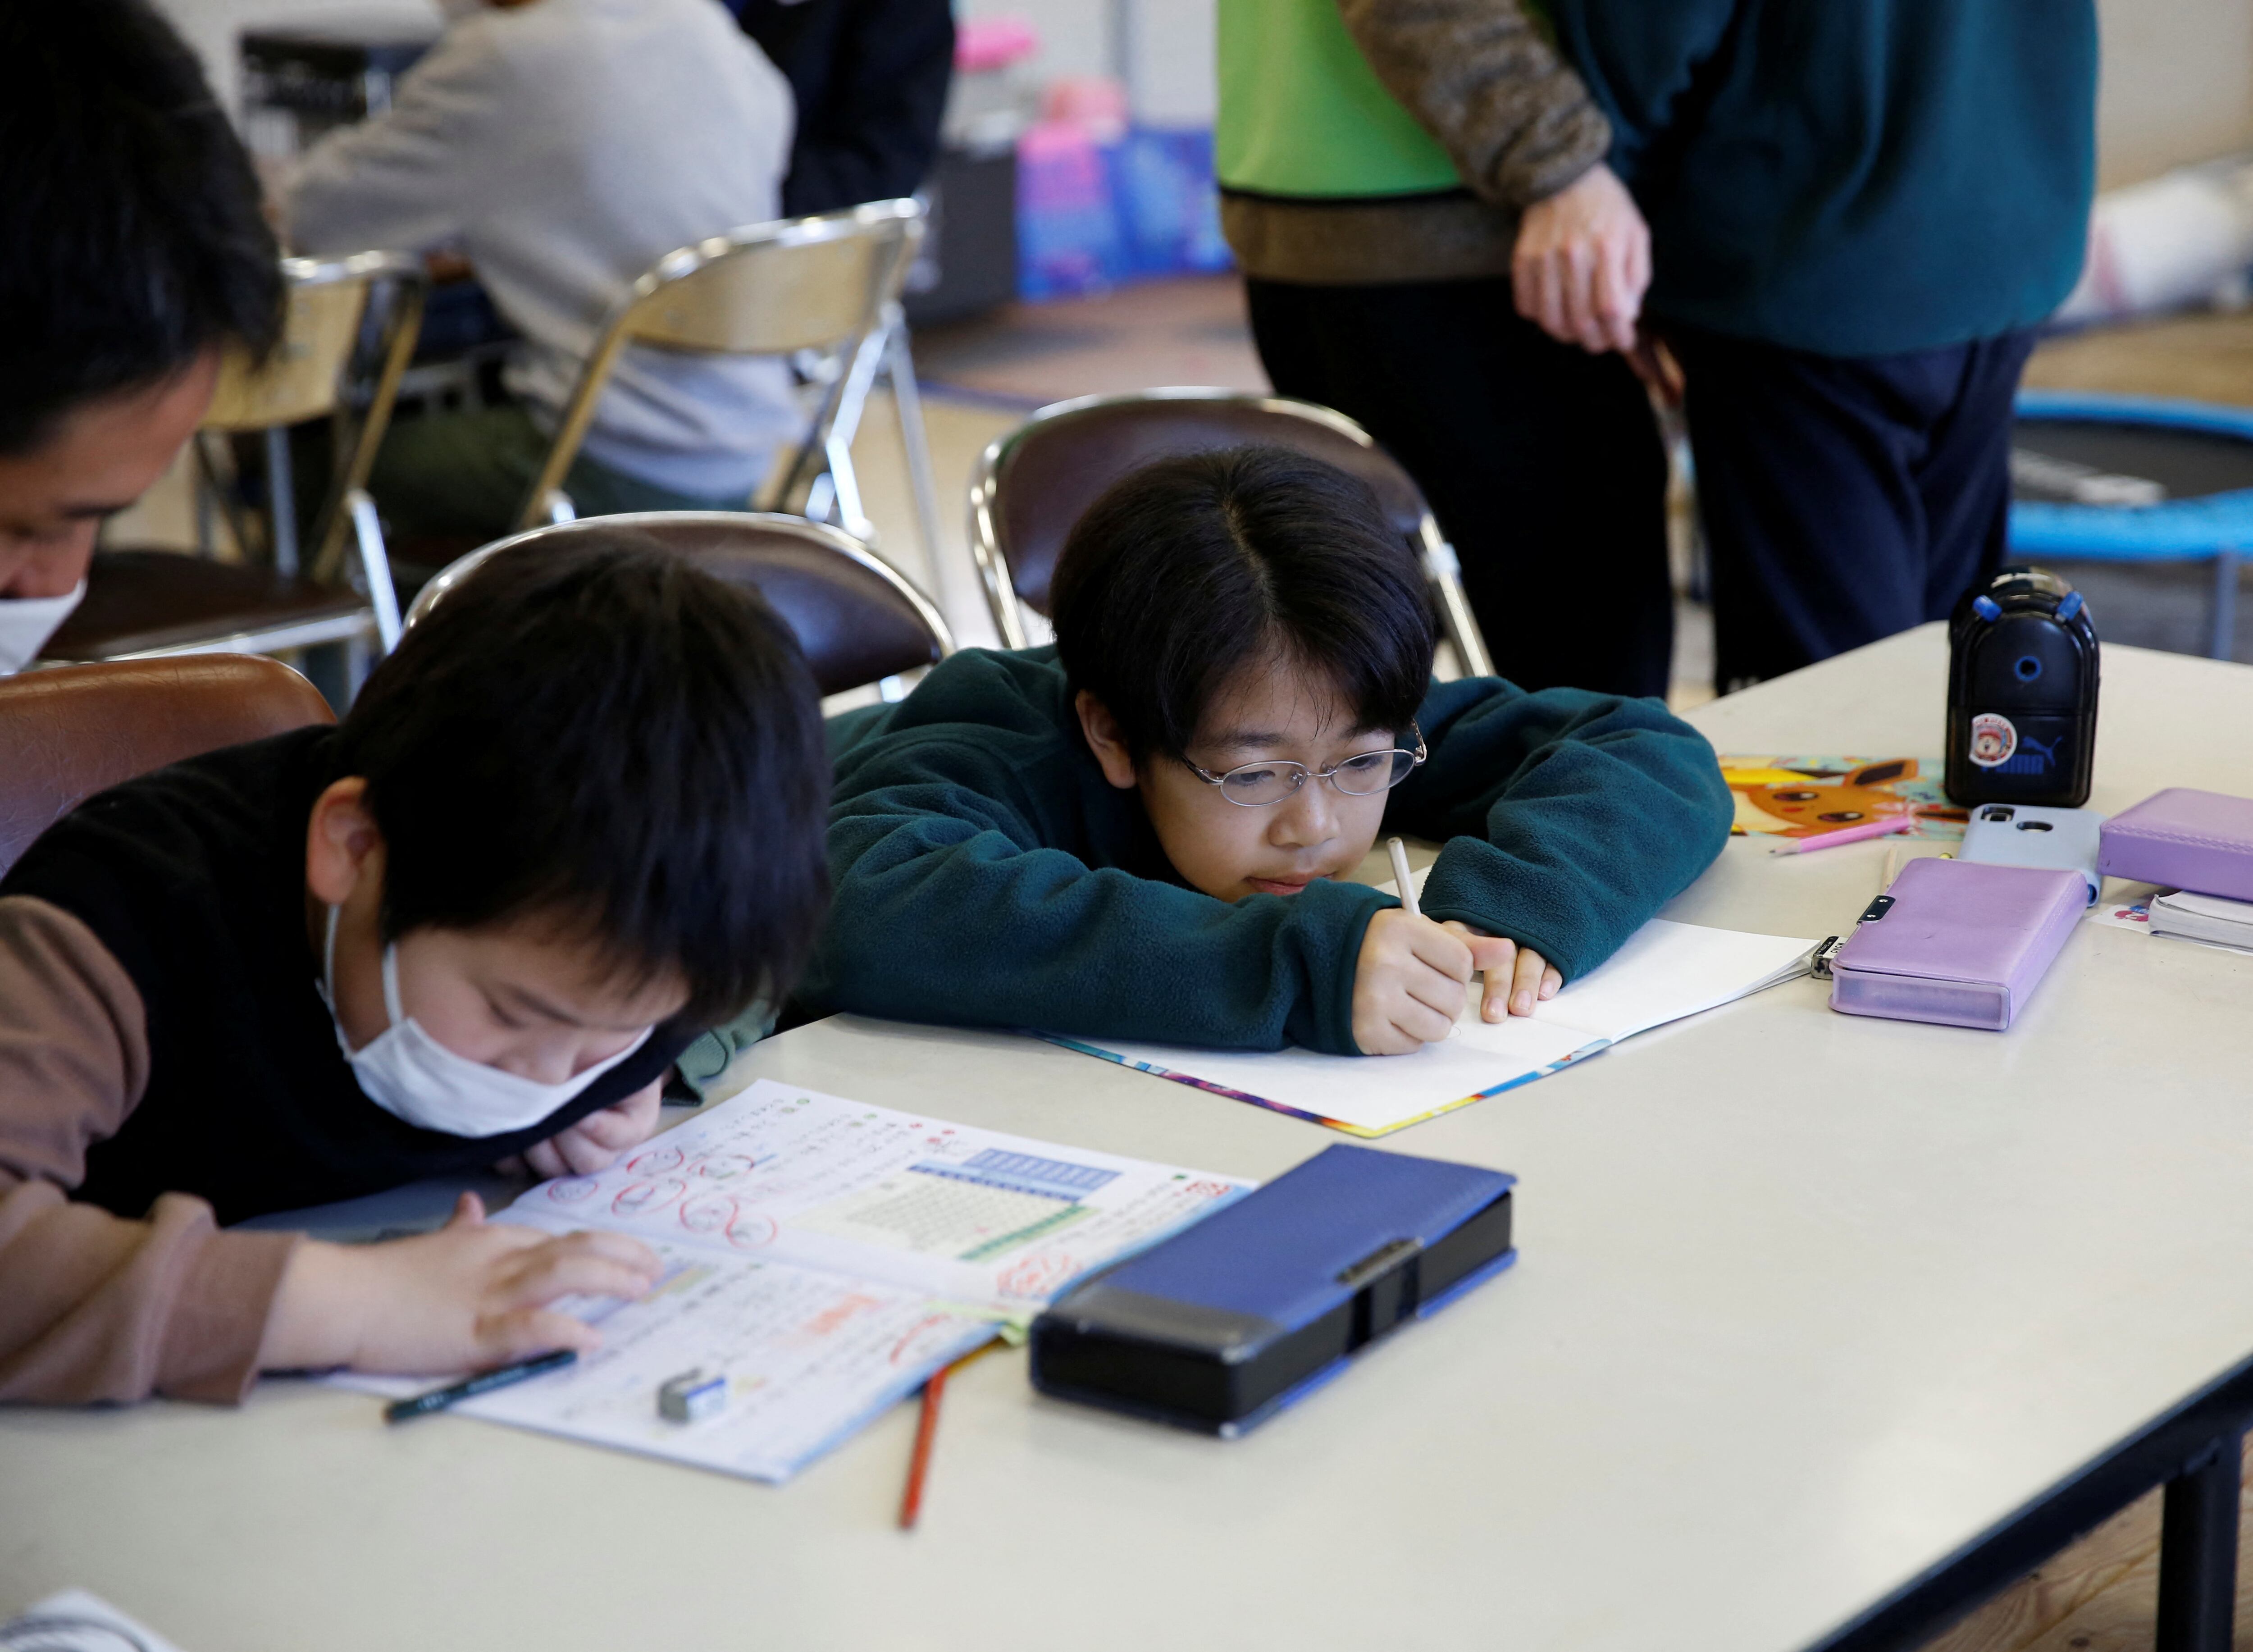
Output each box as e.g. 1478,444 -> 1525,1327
806,446 -> 1732,1057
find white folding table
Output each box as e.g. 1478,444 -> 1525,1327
5,625 -> 2252,1652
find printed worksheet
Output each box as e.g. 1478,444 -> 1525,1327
515,1079 -> 1252,1310
337,1081 -> 1252,1483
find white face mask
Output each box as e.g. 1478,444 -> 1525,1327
0,581 -> 87,675
321,908 -> 652,1138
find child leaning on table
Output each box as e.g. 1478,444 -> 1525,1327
793,445 -> 1733,1057
0,536 -> 829,1405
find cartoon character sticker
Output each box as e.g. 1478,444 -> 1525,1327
1969,713 -> 2018,769
1720,757 -> 1963,839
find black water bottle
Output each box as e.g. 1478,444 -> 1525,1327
1944,566 -> 2099,808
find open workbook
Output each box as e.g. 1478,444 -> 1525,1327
339,1080 -> 1252,1482
1050,915 -> 1818,1136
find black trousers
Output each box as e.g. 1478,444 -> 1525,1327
1245,276 -> 1673,699
1667,323 -> 2037,691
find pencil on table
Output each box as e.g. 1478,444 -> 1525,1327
898,1338 -> 1004,1530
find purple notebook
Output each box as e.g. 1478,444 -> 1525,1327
1829,858 -> 2085,1032
2097,788 -> 2253,902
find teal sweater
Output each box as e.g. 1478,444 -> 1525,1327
1542,0 -> 2096,357
801,648 -> 1732,1055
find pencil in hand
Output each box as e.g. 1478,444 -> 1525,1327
1387,836 -> 1419,919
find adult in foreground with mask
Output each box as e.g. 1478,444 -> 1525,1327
0,0 -> 284,675
0,536 -> 831,1404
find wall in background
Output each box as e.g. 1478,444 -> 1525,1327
155,0 -> 2253,186
2096,0 -> 2253,188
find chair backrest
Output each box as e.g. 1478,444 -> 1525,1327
622,199 -> 924,357
0,656 -> 335,877
405,512 -> 953,697
202,252 -> 421,433
522,201 -> 925,530
197,251 -> 426,584
966,389 -> 1441,648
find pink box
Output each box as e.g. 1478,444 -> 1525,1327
2097,788 -> 2253,901
1829,858 -> 2085,1032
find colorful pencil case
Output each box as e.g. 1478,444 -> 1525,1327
1827,857 -> 2084,1031
2097,788 -> 2253,901
1029,1145 -> 1515,1436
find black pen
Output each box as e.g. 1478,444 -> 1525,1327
383,1348 -> 578,1424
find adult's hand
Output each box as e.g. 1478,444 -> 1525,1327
1512,163 -> 1651,356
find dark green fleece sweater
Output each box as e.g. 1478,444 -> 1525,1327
800,647 -> 1731,1055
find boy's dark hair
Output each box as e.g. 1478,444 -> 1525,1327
0,0 -> 284,455
1049,447 -> 1435,759
331,535 -> 831,1028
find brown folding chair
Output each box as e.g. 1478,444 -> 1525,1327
0,655 -> 335,877
406,512 -> 953,696
41,252 -> 423,675
965,388 -> 1495,677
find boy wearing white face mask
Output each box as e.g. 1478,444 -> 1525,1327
0,535 -> 831,1404
0,1 -> 285,674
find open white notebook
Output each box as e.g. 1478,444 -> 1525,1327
336,1080 -> 1250,1482
1050,916 -> 1817,1136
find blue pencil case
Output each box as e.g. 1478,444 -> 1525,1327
1028,1144 -> 1516,1436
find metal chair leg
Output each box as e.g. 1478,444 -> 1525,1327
2212,549 -> 2240,661
194,432 -> 260,564
821,325 -> 888,546
1418,526 -> 1495,678
822,441 -> 874,545
346,488 -> 402,653
264,426 -> 299,577
882,305 -> 951,609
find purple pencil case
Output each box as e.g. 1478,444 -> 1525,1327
2097,788 -> 2253,901
1829,858 -> 2084,1032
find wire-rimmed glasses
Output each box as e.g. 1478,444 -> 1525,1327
1182,726 -> 1427,807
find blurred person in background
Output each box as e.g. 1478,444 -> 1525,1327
732,0 -> 954,216
1544,0 -> 2098,690
284,0 -> 800,545
1216,0 -> 1673,700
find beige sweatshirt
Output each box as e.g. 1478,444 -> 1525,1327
0,895 -> 300,1405
1222,0 -> 1613,286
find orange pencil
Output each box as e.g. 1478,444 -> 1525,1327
898,1338 -> 1003,1530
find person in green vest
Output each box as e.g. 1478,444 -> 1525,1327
1540,0 -> 2097,690
1215,0 -> 1674,702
